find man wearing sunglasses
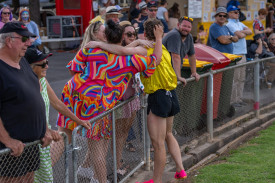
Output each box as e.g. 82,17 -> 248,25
0,21 -> 52,182
226,5 -> 252,107
163,15 -> 200,86
209,6 -> 238,54
138,0 -> 168,39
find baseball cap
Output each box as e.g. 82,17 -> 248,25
147,1 -> 158,8
0,21 -> 36,37
138,1 -> 147,9
25,48 -> 52,64
106,6 -> 123,18
215,7 -> 227,16
115,5 -> 122,11
227,5 -> 240,12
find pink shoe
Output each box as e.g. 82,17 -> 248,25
136,179 -> 154,183
174,169 -> 187,179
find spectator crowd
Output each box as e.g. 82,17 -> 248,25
1,0 -> 275,183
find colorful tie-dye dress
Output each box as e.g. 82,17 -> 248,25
57,48 -> 156,140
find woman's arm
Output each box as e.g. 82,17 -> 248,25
46,79 -> 91,130
85,41 -> 148,56
164,11 -> 169,23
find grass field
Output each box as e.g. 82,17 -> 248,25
191,123 -> 275,183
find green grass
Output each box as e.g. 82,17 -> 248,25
192,123 -> 275,183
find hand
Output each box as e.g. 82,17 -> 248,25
266,28 -> 272,33
80,120 -> 92,130
41,129 -> 53,148
191,72 -> 200,81
178,77 -> 187,87
153,24 -> 164,40
138,40 -> 154,48
84,41 -> 100,49
49,129 -> 62,142
4,138 -> 25,157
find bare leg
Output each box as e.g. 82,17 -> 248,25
165,116 -> 184,172
81,139 -> 109,183
147,111 -> 167,183
51,127 -> 72,166
0,171 -> 34,183
115,112 -> 136,169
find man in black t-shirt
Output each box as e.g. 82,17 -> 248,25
0,21 -> 52,182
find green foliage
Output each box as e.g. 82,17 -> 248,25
193,123 -> 275,183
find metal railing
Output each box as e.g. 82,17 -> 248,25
1,56 -> 275,183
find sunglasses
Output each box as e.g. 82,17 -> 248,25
2,12 -> 11,15
34,60 -> 49,68
148,9 -> 158,12
232,11 -> 239,14
126,31 -> 136,37
218,14 -> 227,18
11,36 -> 30,43
179,16 -> 193,23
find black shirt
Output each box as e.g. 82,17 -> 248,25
0,58 -> 46,149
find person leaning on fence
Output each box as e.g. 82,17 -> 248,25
0,21 -> 52,183
85,20 -> 159,181
226,5 -> 252,107
56,19 -> 160,183
162,16 -> 200,85
24,48 -> 91,183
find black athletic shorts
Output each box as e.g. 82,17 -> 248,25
0,144 -> 40,177
147,89 -> 180,118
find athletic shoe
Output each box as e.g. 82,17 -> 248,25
174,169 -> 187,179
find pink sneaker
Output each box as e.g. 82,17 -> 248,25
174,169 -> 187,179
136,179 -> 154,183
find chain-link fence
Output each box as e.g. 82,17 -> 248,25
72,95 -> 147,183
0,133 -> 69,183
1,56 -> 275,183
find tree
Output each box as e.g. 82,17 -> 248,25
29,0 -> 41,26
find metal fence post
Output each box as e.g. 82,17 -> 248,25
142,95 -> 151,171
62,132 -> 70,183
112,110 -> 118,183
72,126 -> 80,183
207,72 -> 214,140
254,55 -> 260,118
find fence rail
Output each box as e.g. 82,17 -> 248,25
1,56 -> 275,183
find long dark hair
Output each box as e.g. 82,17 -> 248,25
105,20 -> 123,44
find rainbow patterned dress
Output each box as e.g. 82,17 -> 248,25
57,48 -> 156,140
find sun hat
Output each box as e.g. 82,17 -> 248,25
215,7 -> 227,17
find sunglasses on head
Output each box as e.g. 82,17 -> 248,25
148,8 -> 158,12
34,60 -> 49,68
2,12 -> 11,15
179,16 -> 193,23
11,36 -> 30,43
218,14 -> 227,18
126,31 -> 136,37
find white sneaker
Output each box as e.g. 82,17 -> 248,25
77,166 -> 95,179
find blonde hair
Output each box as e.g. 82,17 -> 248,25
80,21 -> 103,49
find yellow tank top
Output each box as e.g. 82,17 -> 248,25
141,44 -> 177,94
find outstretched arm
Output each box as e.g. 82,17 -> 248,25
85,41 -> 148,56
46,79 -> 91,130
